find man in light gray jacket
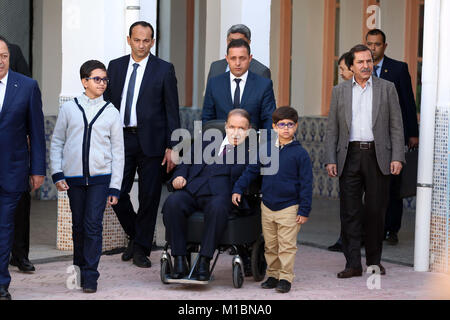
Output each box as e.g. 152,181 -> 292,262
324,44 -> 405,279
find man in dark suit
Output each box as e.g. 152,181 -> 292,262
325,44 -> 405,279
0,37 -> 35,273
163,109 -> 252,281
202,39 -> 276,131
0,36 -> 46,300
104,21 -> 180,268
207,24 -> 271,80
366,29 -> 420,245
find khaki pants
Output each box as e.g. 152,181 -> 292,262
261,203 -> 301,283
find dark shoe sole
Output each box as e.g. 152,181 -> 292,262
10,261 -> 35,273
337,271 -> 363,279
83,288 -> 97,294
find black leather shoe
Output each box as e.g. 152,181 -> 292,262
10,257 -> 35,272
122,239 -> 134,261
385,232 -> 399,245
327,241 -> 342,252
368,264 -> 386,275
133,251 -> 152,268
0,286 -> 11,300
172,256 -> 188,279
261,277 -> 279,289
83,287 -> 97,294
276,280 -> 291,293
337,268 -> 363,279
197,256 -> 211,281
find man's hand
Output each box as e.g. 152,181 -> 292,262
30,175 -> 45,191
232,193 -> 241,206
408,137 -> 419,149
390,161 -> 403,175
326,164 -> 338,177
108,196 -> 118,206
55,180 -> 69,192
296,215 -> 309,225
162,149 -> 176,173
172,176 -> 187,190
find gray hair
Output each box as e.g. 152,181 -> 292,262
227,24 -> 251,41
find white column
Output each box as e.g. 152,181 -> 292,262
414,0 -> 440,272
61,0 -> 126,99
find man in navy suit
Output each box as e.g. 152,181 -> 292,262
163,109 -> 252,281
104,21 -> 180,268
0,37 -> 46,300
366,29 -> 420,245
202,39 -> 276,131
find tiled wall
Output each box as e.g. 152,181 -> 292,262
40,107 -> 417,213
430,107 -> 450,273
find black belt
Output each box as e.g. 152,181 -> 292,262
123,127 -> 138,134
349,141 -> 374,150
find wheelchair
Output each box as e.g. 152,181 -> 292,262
160,120 -> 267,288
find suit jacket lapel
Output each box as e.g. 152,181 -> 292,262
344,80 -> 352,131
372,77 -> 381,127
379,56 -> 391,80
0,71 -> 19,120
240,71 -> 254,106
136,54 -> 155,105
223,72 -> 233,108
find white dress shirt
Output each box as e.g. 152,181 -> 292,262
119,55 -> 149,127
0,72 -> 8,113
219,136 -> 233,156
350,76 -> 374,142
230,71 -> 248,105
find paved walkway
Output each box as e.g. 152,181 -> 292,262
9,245 -> 450,300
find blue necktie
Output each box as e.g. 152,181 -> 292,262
373,65 -> 379,77
124,63 -> 139,127
233,78 -> 242,109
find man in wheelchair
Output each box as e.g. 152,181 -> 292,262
162,109 -> 254,282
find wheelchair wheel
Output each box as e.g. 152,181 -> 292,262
251,234 -> 267,282
232,263 -> 244,288
160,258 -> 171,284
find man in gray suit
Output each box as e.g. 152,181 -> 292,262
324,44 -> 405,279
207,24 -> 271,80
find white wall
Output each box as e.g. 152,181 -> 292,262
379,0 -> 406,61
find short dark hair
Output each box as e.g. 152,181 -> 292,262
348,44 -> 373,67
227,39 -> 251,55
338,52 -> 351,69
0,35 -> 10,52
80,60 -> 107,80
227,24 -> 251,41
129,21 -> 154,39
227,108 -> 251,126
272,107 -> 299,124
366,29 -> 386,44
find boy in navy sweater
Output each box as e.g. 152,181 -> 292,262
232,107 -> 313,293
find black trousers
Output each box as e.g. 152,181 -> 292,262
385,174 -> 403,234
12,192 -> 31,260
162,190 -> 231,259
112,131 -> 164,256
339,144 -> 390,270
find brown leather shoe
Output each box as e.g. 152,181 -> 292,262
337,268 -> 363,279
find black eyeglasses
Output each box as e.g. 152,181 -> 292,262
86,77 -> 109,84
276,122 -> 296,129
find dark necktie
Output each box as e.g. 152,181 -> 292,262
124,63 -> 140,127
233,78 -> 242,108
373,65 -> 379,77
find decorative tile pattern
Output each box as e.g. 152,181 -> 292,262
56,191 -> 128,251
430,106 -> 450,273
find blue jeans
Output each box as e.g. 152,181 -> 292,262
0,187 -> 22,288
67,184 -> 109,290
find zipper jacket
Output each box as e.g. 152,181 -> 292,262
50,94 -> 124,197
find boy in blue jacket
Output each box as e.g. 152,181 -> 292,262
232,107 -> 313,293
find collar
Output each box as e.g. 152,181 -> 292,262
219,136 -> 233,155
79,93 -> 105,106
375,56 -> 385,69
275,137 -> 295,148
230,70 -> 249,84
130,54 -> 149,70
352,76 -> 373,88
0,71 -> 9,85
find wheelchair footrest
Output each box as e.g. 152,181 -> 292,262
165,276 -> 210,285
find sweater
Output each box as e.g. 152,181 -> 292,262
232,140 -> 313,217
